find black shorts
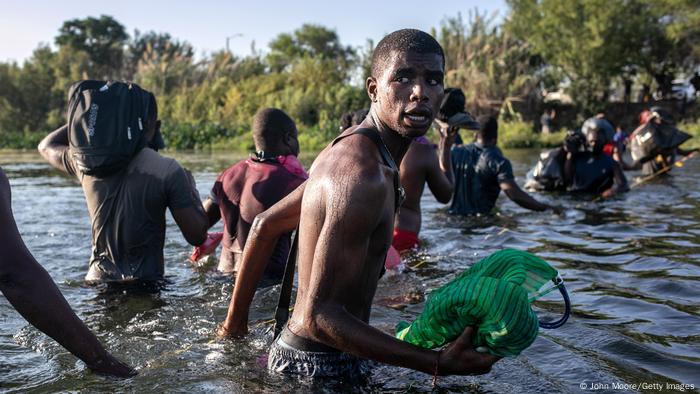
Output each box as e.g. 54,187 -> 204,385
267,328 -> 370,379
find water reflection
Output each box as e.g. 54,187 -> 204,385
1,150 -> 699,392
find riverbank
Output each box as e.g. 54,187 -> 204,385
2,119 -> 699,152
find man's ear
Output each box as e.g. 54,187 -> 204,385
366,76 -> 378,103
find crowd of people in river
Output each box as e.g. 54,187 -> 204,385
0,28 -> 696,382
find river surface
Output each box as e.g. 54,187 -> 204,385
1,149 -> 699,393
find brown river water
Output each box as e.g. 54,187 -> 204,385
1,149 -> 698,393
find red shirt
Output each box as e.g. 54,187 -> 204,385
211,158 -> 306,279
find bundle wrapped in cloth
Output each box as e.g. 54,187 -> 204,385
395,249 -> 570,357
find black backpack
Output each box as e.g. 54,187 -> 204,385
67,80 -> 152,177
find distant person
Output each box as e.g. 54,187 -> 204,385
192,108 -> 307,283
0,168 -> 134,377
563,118 -> 629,197
450,116 -> 555,215
217,28 -> 498,379
592,112 -> 617,157
38,81 -> 208,283
540,108 -> 556,134
627,107 -> 697,176
392,88 -> 476,252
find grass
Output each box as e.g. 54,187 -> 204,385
498,120 -> 567,149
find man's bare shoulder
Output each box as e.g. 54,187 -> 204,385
307,135 -> 390,201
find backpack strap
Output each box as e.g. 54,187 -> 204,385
272,128 -> 406,337
273,228 -> 299,338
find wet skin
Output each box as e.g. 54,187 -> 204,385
394,127 -> 455,235
0,168 -> 135,377
219,50 -> 499,376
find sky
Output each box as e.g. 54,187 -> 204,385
0,0 -> 507,63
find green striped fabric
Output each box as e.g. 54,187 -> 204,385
395,249 -> 559,357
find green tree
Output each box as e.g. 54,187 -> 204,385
266,24 -> 356,74
125,31 -> 194,80
55,15 -> 128,79
506,0 -> 656,112
435,11 -> 541,117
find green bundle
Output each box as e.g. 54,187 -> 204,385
395,249 -> 561,357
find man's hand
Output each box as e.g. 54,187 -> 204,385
216,320 -> 248,339
190,232 -> 223,262
435,119 -> 458,140
437,326 -> 500,376
549,204 -> 564,215
86,353 -> 137,378
600,188 -> 615,199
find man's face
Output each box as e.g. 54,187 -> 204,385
586,128 -> 604,155
367,50 -> 444,138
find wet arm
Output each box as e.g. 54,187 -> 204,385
0,173 -> 134,377
426,134 -> 455,203
563,151 -> 575,187
300,179 -> 495,375
203,197 -> 222,228
170,168 -> 208,246
218,182 -> 306,337
602,162 -> 629,198
37,125 -> 70,173
500,179 -> 549,211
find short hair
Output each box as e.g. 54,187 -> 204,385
438,88 -> 465,122
252,108 -> 297,152
371,29 -> 445,78
477,115 -> 498,141
352,108 -> 369,125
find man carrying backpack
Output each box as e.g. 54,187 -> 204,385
38,81 -> 208,283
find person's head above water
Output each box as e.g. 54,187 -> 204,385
582,117 -> 612,156
476,115 -> 498,146
252,108 -> 299,156
366,29 -> 445,139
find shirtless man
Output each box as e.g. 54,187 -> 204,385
195,108 -> 307,283
393,88 -> 478,252
217,29 -> 499,379
0,168 -> 134,377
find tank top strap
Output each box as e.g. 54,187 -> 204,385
331,128 -> 405,211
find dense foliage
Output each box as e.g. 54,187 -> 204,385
1,4 -> 698,151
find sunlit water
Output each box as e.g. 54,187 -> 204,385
1,149 -> 698,393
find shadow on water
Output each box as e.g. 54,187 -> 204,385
1,150 -> 699,393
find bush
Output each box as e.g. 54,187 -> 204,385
498,120 -> 566,149
678,120 -> 700,149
